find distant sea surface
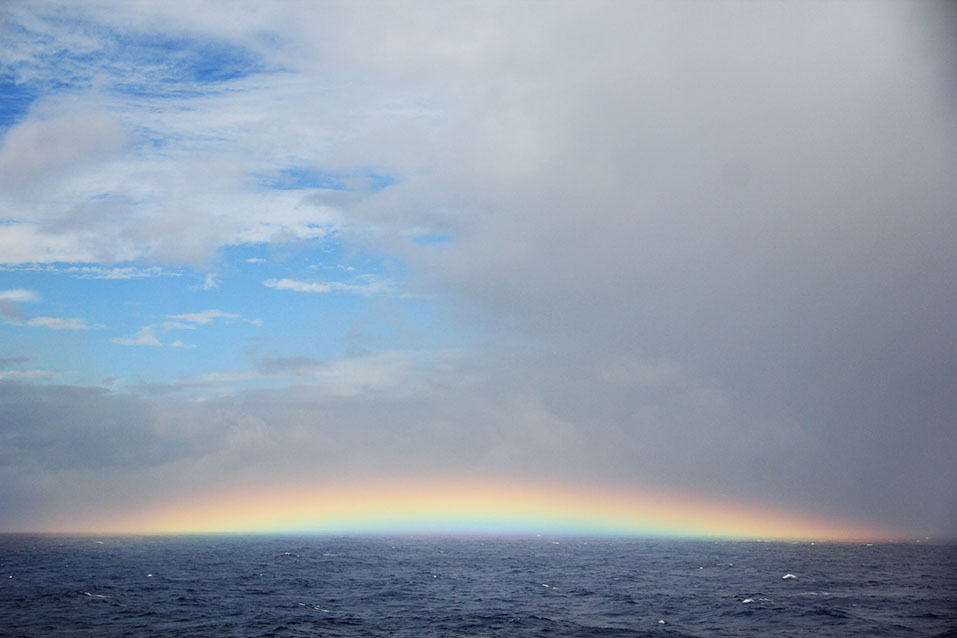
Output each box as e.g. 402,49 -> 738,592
1,535 -> 955,637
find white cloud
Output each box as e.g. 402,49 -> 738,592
0,34 -> 348,266
0,289 -> 40,302
111,326 -> 162,346
263,277 -> 391,296
26,317 -> 102,330
263,278 -> 331,294
202,273 -> 220,290
166,309 -> 240,325
64,266 -> 179,280
113,310 -> 254,348
111,325 -> 190,348
0,222 -> 115,264
0,110 -> 128,198
0,264 -> 180,279
161,321 -> 198,331
0,369 -> 66,380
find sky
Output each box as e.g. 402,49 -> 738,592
0,1 -> 955,539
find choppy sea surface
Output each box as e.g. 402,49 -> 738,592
1,535 -> 954,637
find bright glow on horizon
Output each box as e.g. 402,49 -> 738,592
67,479 -> 893,541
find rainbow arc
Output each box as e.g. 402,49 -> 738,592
83,479 -> 891,541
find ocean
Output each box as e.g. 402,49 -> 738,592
1,535 -> 954,637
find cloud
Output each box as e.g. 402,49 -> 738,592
0,290 -> 100,330
2,342 -> 954,535
0,369 -> 66,380
0,289 -> 40,303
0,264 -> 180,279
0,6 -> 349,266
263,278 -> 331,294
26,317 -> 103,330
0,110 -> 129,198
0,220 -> 116,264
167,309 -> 240,325
0,356 -> 67,381
263,277 -> 391,296
0,379 -> 214,529
257,356 -> 320,376
0,301 -> 26,324
113,310 -> 253,348
0,290 -> 38,324
202,273 -> 220,290
67,266 -> 177,280
111,325 -> 188,348
161,321 -> 197,331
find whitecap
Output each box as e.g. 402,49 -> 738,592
742,598 -> 754,604
782,573 -> 796,579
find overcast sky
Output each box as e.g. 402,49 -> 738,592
0,1 -> 954,537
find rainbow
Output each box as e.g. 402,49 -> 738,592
80,478 -> 892,541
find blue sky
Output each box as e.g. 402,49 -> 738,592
0,240 -> 460,391
1,1 -> 955,537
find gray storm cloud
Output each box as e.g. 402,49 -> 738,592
323,1 -> 957,535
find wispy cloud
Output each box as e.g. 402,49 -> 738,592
0,369 -> 67,380
0,355 -> 73,380
171,370 -> 261,388
111,325 -> 189,348
0,289 -> 101,330
63,265 -> 178,280
0,289 -> 40,302
263,278 -> 332,294
263,276 -> 391,296
161,321 -> 197,331
0,356 -> 29,368
0,301 -> 28,324
26,317 -> 103,330
202,273 -> 220,290
0,265 -> 180,279
113,309 -> 256,347
257,355 -> 321,376
167,309 -> 240,325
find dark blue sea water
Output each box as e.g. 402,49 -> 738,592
1,535 -> 954,637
